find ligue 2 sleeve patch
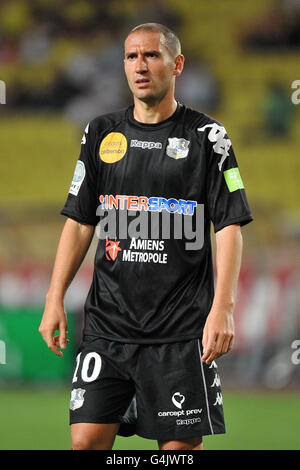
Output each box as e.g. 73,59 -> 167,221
223,167 -> 244,192
69,160 -> 86,196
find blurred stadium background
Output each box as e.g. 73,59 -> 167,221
0,0 -> 300,450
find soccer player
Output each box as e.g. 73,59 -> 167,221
39,23 -> 253,450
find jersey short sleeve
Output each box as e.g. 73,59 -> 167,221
60,121 -> 99,226
200,122 -> 253,232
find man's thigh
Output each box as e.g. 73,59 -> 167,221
69,337 -> 135,431
134,338 -> 226,441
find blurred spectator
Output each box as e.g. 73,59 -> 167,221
19,24 -> 53,63
262,82 -> 295,138
0,0 -> 184,117
175,62 -> 220,113
241,1 -> 300,52
132,0 -> 181,31
63,37 -> 127,127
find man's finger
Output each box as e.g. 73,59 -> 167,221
201,329 -> 208,355
54,336 -> 69,346
227,335 -> 234,352
205,333 -> 234,363
48,342 -> 63,357
216,332 -> 231,356
220,333 -> 232,355
59,322 -> 68,349
203,347 -> 218,364
201,333 -> 217,362
206,331 -> 229,362
46,335 -> 63,357
40,329 -> 63,357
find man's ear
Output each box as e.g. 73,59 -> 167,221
173,54 -> 185,77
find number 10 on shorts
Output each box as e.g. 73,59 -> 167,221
72,352 -> 102,383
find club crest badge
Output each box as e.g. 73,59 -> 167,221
70,388 -> 86,410
166,137 -> 190,159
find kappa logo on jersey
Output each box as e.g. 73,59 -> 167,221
105,237 -> 122,261
70,388 -> 86,410
99,132 -> 127,163
81,123 -> 89,145
166,137 -> 190,159
197,123 -> 232,171
172,392 -> 186,409
130,139 -> 162,150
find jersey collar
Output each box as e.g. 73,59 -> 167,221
126,102 -> 183,129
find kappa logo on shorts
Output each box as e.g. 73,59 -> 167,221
213,392 -> 223,406
210,372 -> 221,388
70,388 -> 86,410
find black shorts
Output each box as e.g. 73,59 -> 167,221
69,335 -> 226,441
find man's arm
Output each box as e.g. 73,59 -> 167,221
201,224 -> 243,364
39,218 -> 95,357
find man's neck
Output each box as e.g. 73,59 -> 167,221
133,96 -> 178,124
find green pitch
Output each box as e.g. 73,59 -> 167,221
0,387 -> 299,450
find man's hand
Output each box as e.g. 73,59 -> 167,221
201,224 -> 242,364
38,218 -> 95,357
39,299 -> 68,357
201,308 -> 234,364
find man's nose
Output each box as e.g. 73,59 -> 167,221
136,55 -> 147,73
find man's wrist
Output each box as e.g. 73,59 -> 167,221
45,290 -> 65,304
210,299 -> 235,316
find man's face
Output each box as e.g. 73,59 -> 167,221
124,30 -> 178,103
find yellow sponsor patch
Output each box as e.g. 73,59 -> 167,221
99,132 -> 127,163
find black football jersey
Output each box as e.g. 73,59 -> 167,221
61,103 -> 253,343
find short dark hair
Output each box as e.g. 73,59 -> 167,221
126,23 -> 181,58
